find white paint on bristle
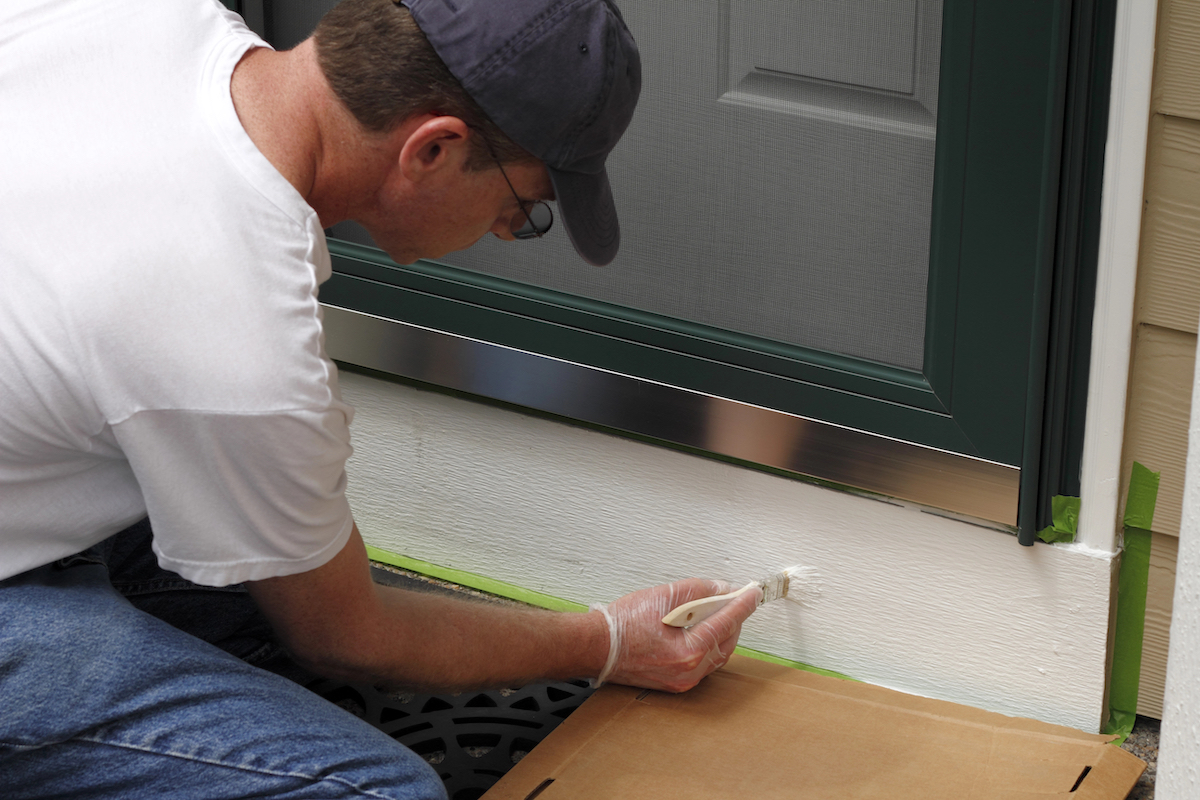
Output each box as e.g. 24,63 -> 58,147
782,565 -> 823,607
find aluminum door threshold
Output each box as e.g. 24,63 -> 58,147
322,304 -> 1019,527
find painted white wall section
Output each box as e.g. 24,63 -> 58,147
339,370 -> 1115,733
1156,348 -> 1200,798
1077,0 -> 1159,552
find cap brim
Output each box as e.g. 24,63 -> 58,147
547,166 -> 620,267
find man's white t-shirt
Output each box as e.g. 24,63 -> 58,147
0,0 -> 356,585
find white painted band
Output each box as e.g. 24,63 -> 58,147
1077,0 -> 1160,553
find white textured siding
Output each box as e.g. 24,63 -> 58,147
340,370 -> 1114,732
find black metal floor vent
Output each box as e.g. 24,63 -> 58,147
309,677 -> 595,800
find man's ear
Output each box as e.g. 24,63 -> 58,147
397,115 -> 471,183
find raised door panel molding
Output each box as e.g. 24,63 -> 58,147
1137,115 -> 1200,333
722,0 -> 941,138
1121,324 -> 1196,537
731,0 -> 920,94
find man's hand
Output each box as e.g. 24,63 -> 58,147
593,578 -> 761,693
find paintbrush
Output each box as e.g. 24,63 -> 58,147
661,566 -> 815,628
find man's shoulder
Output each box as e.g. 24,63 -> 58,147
1,0 -> 237,56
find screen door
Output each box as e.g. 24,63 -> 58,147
277,0 -> 943,371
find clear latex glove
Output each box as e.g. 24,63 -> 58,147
590,578 -> 762,693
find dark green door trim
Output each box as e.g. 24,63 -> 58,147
1031,0 -> 1119,544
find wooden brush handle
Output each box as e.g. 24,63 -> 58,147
661,582 -> 759,628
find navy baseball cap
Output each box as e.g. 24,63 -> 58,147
400,0 -> 642,266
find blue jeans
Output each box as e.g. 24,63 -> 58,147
0,521 -> 446,800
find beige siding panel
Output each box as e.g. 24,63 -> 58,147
1137,115 -> 1200,333
1121,324 -> 1195,537
1130,0 -> 1198,727
1155,0 -> 1200,119
1138,531 -> 1178,718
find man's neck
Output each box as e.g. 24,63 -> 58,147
233,39 -> 394,227
230,41 -> 322,197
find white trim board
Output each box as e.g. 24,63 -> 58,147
1077,0 -> 1159,552
340,370 -> 1114,733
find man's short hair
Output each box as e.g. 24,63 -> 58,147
314,0 -> 532,171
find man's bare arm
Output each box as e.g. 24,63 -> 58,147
247,524 -> 610,690
246,523 -> 758,692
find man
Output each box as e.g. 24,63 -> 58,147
0,0 -> 760,797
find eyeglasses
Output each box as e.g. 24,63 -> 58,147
469,127 -> 554,240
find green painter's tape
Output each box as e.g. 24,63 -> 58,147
734,647 -> 859,682
1105,525 -> 1152,745
1037,495 -> 1081,543
1124,462 -> 1160,531
1102,462 -> 1160,745
365,546 -> 860,683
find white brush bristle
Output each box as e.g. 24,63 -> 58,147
780,564 -> 823,607
756,565 -> 823,606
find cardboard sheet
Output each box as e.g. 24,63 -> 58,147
483,656 -> 1145,800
